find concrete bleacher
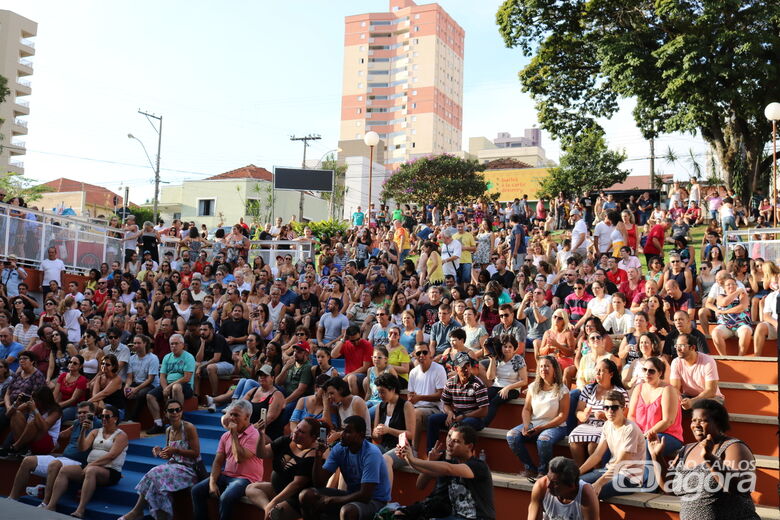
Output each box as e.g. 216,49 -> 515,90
0,335 -> 777,520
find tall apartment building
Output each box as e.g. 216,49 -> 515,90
339,0 -> 464,169
0,10 -> 36,176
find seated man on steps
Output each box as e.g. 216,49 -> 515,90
7,401 -> 100,507
426,352 -> 488,452
527,456 -> 599,520
191,399 -> 263,520
299,415 -> 390,520
394,424 -> 496,520
146,334 -> 195,434
669,333 -> 724,410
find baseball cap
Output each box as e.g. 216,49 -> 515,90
293,341 -> 311,353
454,351 -> 476,368
257,364 -> 274,376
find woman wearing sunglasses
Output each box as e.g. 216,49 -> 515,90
46,404 -> 128,518
627,356 -> 683,457
87,354 -> 125,417
119,399 -> 201,520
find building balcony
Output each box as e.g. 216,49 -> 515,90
9,140 -> 26,156
19,38 -> 35,57
14,99 -> 30,115
11,118 -> 28,136
8,160 -> 24,175
18,58 -> 33,75
15,78 -> 31,96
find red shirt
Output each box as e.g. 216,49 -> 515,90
93,289 -> 108,308
606,268 -> 628,287
57,372 -> 88,402
338,339 -> 373,374
153,332 -> 173,363
643,224 -> 666,255
620,279 -> 646,303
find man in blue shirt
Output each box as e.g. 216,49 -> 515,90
0,326 -> 24,372
300,415 -> 390,520
509,214 -> 527,272
1,255 -> 27,298
8,401 -> 99,505
352,206 -> 365,227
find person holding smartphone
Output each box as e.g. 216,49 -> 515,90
245,417 -> 322,520
0,350 -> 46,438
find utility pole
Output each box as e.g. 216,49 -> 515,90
649,136 -> 656,189
138,109 -> 163,223
290,133 -> 321,222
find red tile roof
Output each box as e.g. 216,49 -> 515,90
206,164 -> 273,181
41,177 -> 123,208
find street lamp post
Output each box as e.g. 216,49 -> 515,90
129,110 -> 163,223
363,131 -> 380,224
765,102 -> 780,227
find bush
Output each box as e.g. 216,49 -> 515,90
292,219 -> 349,243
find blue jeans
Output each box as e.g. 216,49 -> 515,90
506,424 -> 568,474
580,468 -> 642,499
721,215 -> 737,232
427,413 -> 484,451
191,474 -> 251,520
483,386 -> 519,427
457,263 -> 472,285
566,388 -> 581,433
231,378 -> 259,400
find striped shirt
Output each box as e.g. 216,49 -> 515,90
441,374 -> 489,415
564,292 -> 593,321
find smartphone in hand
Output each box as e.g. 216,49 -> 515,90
319,427 -> 328,444
398,432 -> 408,448
260,408 -> 267,423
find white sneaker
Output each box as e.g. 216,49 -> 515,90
206,395 -> 216,412
26,484 -> 45,498
37,502 -> 48,508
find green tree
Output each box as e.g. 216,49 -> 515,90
381,155 -> 490,207
0,172 -> 52,202
240,182 -> 274,225
497,0 -> 780,200
536,128 -> 629,199
319,155 -> 347,220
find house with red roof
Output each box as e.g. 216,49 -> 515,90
36,177 -> 127,217
153,164 -> 329,228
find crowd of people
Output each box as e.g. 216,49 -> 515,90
0,181 -> 773,520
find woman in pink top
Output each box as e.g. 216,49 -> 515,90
628,356 -> 683,457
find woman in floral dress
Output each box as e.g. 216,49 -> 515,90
119,400 -> 201,520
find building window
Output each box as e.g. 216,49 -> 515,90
173,212 -> 181,220
198,199 -> 215,217
360,58 -> 365,63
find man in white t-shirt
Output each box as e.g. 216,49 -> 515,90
407,343 -> 447,451
569,210 -> 591,256
439,230 -> 462,279
754,286 -> 779,357
592,214 -> 615,255
698,271 -> 745,325
39,246 -> 65,297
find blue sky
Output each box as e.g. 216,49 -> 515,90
5,0 -> 707,205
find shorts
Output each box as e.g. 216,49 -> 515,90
32,455 -> 82,477
762,323 -> 778,340
557,356 -> 575,370
149,382 -> 194,401
714,323 -> 752,336
201,361 -> 234,376
380,444 -> 415,469
314,487 -> 386,520
413,404 -> 440,422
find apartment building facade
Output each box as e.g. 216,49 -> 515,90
339,0 -> 464,169
0,10 -> 36,176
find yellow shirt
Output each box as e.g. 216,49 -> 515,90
426,251 -> 444,283
453,232 -> 475,264
388,346 -> 411,381
394,227 -> 410,251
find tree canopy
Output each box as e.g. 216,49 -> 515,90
536,127 -> 629,199
0,173 -> 51,203
381,155 -> 492,208
496,0 -> 780,198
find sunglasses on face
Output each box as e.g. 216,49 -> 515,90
589,335 -> 602,341
414,350 -> 429,357
499,313 -> 511,318
107,336 -> 118,339
603,404 -> 622,412
167,408 -> 182,413
641,367 -> 658,374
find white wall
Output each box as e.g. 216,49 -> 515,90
342,156 -> 388,220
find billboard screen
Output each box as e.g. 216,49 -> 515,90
273,167 -> 333,192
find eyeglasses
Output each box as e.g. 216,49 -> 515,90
100,414 -> 114,420
166,408 -> 182,413
603,405 -> 622,412
375,313 -> 386,316
641,367 -> 658,374
68,361 -> 80,365
295,332 -> 306,336
553,315 -> 563,320
670,260 -> 680,264
588,335 -> 602,341
499,313 -> 511,318
574,286 -> 585,291
414,350 -> 429,357
107,335 -> 118,339
45,302 -> 54,306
